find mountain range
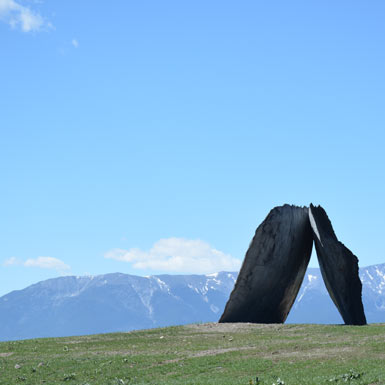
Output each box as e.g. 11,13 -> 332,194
1,263 -> 384,341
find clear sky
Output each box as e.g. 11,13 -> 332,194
1,0 -> 385,296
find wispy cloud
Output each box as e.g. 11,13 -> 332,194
3,256 -> 21,266
0,0 -> 50,32
71,38 -> 78,48
3,256 -> 71,273
105,237 -> 241,274
24,256 -> 70,272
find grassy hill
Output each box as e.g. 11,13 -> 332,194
0,323 -> 384,385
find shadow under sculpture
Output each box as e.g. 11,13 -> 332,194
219,204 -> 366,325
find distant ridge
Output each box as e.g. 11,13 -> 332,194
0,264 -> 384,341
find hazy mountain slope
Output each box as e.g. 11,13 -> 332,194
286,264 -> 385,324
0,264 -> 384,341
0,272 -> 236,341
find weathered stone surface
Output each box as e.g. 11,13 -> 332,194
309,204 -> 367,325
219,205 -> 313,324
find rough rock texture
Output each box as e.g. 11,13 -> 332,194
219,205 -> 313,323
309,204 -> 367,325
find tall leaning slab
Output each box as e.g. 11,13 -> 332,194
309,204 -> 366,325
219,205 -> 313,324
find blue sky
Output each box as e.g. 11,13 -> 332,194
1,0 -> 385,296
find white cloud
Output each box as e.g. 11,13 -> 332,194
0,0 -> 49,32
71,38 -> 78,48
3,255 -> 71,274
105,237 -> 241,274
3,256 -> 21,266
24,256 -> 70,272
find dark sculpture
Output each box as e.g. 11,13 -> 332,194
309,204 -> 366,325
219,205 -> 313,323
219,204 -> 366,325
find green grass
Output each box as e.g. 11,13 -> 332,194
0,323 -> 384,385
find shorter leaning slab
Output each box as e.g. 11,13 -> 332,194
309,204 -> 366,325
219,205 -> 313,324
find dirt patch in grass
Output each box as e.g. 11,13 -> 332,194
158,347 -> 252,366
184,322 -> 283,333
184,322 -> 317,335
189,346 -> 251,358
159,344 -> 358,364
186,342 -> 357,361
262,345 -> 356,360
0,352 -> 14,357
